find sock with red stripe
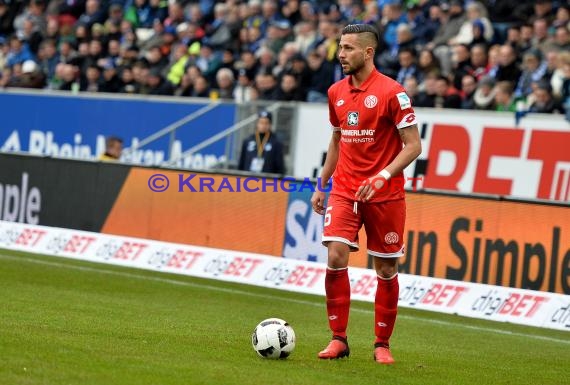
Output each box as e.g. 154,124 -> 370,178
325,268 -> 350,339
374,274 -> 399,347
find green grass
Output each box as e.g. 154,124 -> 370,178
0,249 -> 568,385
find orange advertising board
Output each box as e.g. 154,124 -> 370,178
102,169 -> 289,256
102,167 -> 569,294
348,194 -> 569,294
400,194 -> 569,294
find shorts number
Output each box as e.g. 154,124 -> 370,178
324,206 -> 333,227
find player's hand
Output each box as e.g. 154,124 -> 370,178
311,191 -> 326,215
355,176 -> 385,202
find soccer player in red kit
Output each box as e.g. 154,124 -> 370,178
311,24 -> 422,364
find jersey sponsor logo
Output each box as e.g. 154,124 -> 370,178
385,232 -> 399,244
364,95 -> 378,108
341,129 -> 375,136
336,99 -> 345,106
347,111 -> 359,126
396,92 -> 411,110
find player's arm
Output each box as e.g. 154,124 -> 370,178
384,124 -> 422,178
356,124 -> 421,202
311,130 -> 340,215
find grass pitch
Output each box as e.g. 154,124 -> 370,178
1,249 -> 568,385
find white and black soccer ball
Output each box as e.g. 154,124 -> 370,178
251,318 -> 296,359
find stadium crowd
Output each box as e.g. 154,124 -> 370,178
0,0 -> 569,116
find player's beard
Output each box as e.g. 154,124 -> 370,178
343,54 -> 366,75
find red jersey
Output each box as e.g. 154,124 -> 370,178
328,70 -> 417,203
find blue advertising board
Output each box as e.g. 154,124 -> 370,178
282,189 -> 328,263
0,92 -> 236,168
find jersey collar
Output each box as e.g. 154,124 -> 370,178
348,70 -> 380,92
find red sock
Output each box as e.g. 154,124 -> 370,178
374,274 -> 399,347
325,268 -> 350,339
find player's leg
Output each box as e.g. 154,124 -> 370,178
363,199 -> 406,364
319,195 -> 361,359
372,257 -> 399,364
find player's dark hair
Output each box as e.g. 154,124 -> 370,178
341,24 -> 379,50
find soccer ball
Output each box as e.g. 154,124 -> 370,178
251,318 -> 296,359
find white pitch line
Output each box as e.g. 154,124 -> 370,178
2,253 -> 569,345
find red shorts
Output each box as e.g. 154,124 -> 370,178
322,194 -> 406,258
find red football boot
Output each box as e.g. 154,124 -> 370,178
318,337 -> 350,359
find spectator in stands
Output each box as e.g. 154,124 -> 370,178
233,68 -> 256,103
99,136 -> 123,161
514,48 -> 548,99
37,38 -> 58,81
258,0 -> 281,37
470,43 -> 489,80
381,0 -> 407,54
417,48 -> 441,83
306,49 -> 334,103
202,2 -> 233,51
13,0 -> 46,37
80,63 -> 103,92
414,70 -> 438,107
214,67 -> 235,99
6,35 -> 34,68
0,0 -> 19,37
528,80 -> 563,113
275,71 -> 305,101
473,75 -> 497,110
293,20 -> 317,55
119,66 -> 138,94
450,44 -> 473,90
403,75 -> 421,105
150,67 -> 175,95
405,2 -> 437,46
427,0 -> 467,76
173,71 -> 193,97
553,25 -> 570,52
287,52 -> 311,90
460,74 -> 478,109
519,23 -> 535,52
238,110 -> 285,174
553,4 -> 570,29
77,0 -> 105,29
559,53 -> 570,120
532,17 -> 556,54
377,23 -> 415,80
254,71 -> 278,100
529,0 -> 556,25
505,25 -> 525,55
494,44 -> 522,84
434,75 -> 462,109
281,0 -> 301,26
309,19 -> 339,63
124,0 -> 167,29
195,42 -> 222,85
191,74 -> 210,98
6,59 -> 45,88
396,47 -> 418,86
551,51 -> 570,99
494,81 -> 517,112
450,1 -> 493,46
100,62 -> 120,93
265,19 -> 294,56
